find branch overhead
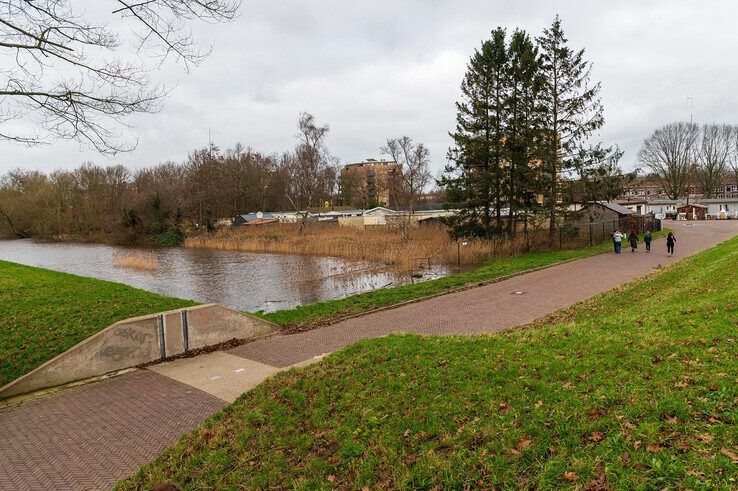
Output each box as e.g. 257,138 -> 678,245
0,0 -> 240,153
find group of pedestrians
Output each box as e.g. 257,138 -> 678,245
611,229 -> 677,256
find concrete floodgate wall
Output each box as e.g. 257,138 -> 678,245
0,304 -> 279,400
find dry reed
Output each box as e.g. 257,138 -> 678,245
113,251 -> 159,271
184,223 -> 593,271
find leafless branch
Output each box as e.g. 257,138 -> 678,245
0,0 -> 240,153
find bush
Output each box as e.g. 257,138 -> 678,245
152,227 -> 186,246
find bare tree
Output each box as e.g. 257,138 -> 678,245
731,126 -> 738,191
381,135 -> 432,212
0,0 -> 239,153
284,112 -> 333,230
696,123 -> 731,198
638,122 -> 699,199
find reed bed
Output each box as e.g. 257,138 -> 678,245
184,223 -> 593,271
113,251 -> 159,271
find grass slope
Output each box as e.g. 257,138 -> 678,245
261,231 -> 667,328
120,235 -> 738,490
0,261 -> 196,387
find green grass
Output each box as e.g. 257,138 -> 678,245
119,235 -> 738,490
0,261 -> 197,387
261,230 -> 667,328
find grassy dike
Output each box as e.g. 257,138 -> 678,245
260,230 -> 667,329
118,235 -> 738,490
0,231 -> 664,386
0,261 -> 196,388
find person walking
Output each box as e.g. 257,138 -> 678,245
628,230 -> 638,253
666,231 -> 676,256
612,229 -> 624,253
644,230 -> 652,253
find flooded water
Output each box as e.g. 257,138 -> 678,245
0,239 -> 449,313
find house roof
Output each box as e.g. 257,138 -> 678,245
697,197 -> 738,203
677,203 -> 708,209
235,212 -> 275,222
363,206 -> 399,215
596,201 -> 634,216
306,206 -> 357,214
313,209 -> 363,217
616,199 -> 649,205
646,199 -> 683,204
389,202 -> 450,212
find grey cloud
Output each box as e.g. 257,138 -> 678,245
1,0 -> 737,175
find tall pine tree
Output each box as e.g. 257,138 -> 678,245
442,28 -> 509,238
504,29 -> 544,236
537,15 -> 605,231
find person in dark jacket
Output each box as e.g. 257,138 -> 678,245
644,230 -> 652,252
628,230 -> 638,252
666,231 -> 676,256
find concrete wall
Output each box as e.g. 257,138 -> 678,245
0,304 -> 279,400
338,216 -> 365,228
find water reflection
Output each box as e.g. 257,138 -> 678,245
0,239 -> 449,312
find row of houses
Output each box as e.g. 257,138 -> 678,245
232,203 -> 457,228
622,179 -> 738,201
617,197 -> 738,220
233,201 -> 642,230
231,194 -> 737,231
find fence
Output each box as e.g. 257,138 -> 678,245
458,215 -> 658,263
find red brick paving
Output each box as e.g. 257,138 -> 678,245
1,221 -> 736,490
0,370 -> 224,490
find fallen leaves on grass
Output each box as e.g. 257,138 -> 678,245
719,448 -> 738,462
696,433 -> 714,443
562,471 -> 579,482
588,432 -> 604,442
516,438 -> 532,451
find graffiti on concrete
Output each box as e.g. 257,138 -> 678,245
113,327 -> 153,345
98,345 -> 142,362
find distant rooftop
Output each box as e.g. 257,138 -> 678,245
344,158 -> 399,168
596,201 -> 634,216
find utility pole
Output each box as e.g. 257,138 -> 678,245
686,96 -> 695,206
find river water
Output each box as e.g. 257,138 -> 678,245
0,239 -> 449,312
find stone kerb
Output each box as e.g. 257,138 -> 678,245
0,304 -> 280,400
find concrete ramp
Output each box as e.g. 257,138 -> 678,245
0,304 -> 279,400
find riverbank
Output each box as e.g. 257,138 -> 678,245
185,222 -> 607,271
0,261 -> 197,387
259,230 -> 667,329
118,235 -> 738,489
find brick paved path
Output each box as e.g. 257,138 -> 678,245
231,221 -> 738,366
0,371 -> 224,490
1,221 -> 736,490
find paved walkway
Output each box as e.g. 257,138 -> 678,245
1,221 -> 737,490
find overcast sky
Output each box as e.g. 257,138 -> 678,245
2,0 -> 737,176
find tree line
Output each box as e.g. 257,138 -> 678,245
0,112 -> 434,244
441,16 -> 626,239
638,122 -> 738,199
